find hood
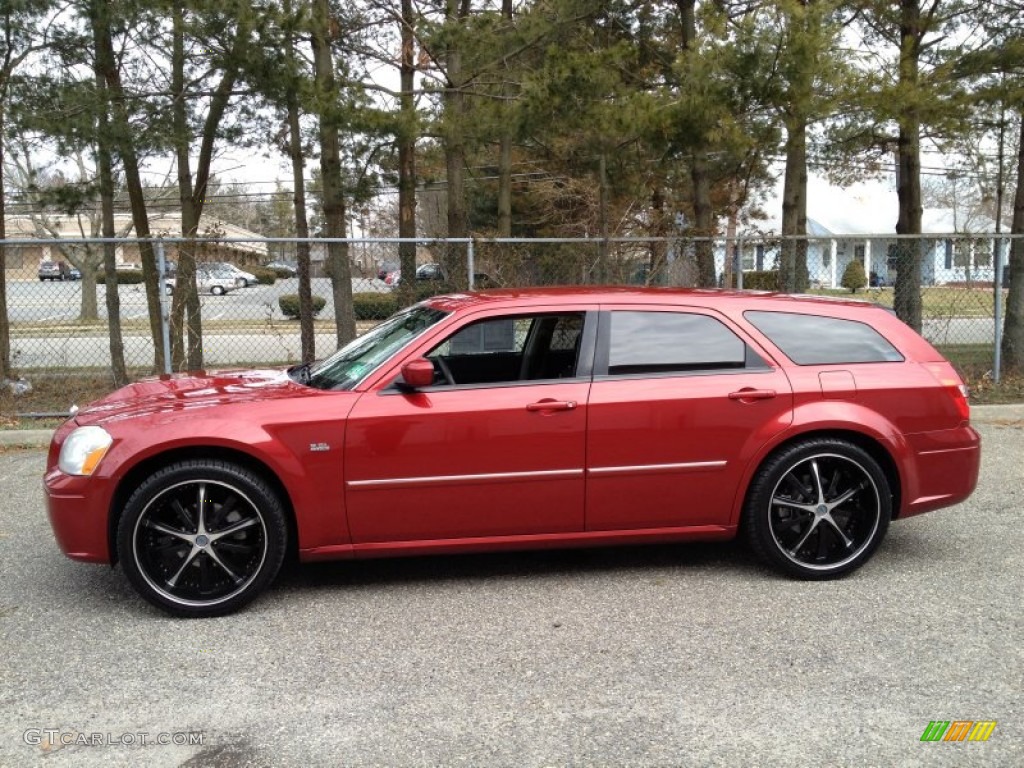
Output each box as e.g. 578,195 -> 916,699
74,368 -> 313,426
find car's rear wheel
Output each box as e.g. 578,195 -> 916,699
117,461 -> 287,617
743,439 -> 891,579
211,285 -> 226,295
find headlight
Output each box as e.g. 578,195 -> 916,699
58,426 -> 113,476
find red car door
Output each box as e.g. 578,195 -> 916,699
585,306 -> 794,531
344,309 -> 595,543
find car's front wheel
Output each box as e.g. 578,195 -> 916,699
743,439 -> 891,579
211,285 -> 226,295
117,460 -> 288,617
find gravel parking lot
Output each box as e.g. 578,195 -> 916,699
0,420 -> 1020,767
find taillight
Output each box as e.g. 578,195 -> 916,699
923,362 -> 970,423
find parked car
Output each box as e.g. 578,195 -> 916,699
264,261 -> 298,277
384,263 -> 497,288
200,262 -> 257,288
164,268 -> 236,296
38,261 -> 71,281
44,288 -> 980,617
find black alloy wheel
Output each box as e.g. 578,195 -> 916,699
117,460 -> 287,617
744,439 -> 891,579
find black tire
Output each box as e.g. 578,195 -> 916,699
743,438 -> 891,579
211,285 -> 226,296
117,460 -> 288,617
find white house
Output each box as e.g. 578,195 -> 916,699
721,178 -> 1004,288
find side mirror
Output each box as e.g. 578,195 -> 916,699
400,358 -> 435,389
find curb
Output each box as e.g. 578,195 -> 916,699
1,403 -> 1021,451
0,429 -> 54,449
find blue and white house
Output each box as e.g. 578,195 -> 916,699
720,179 -> 1003,287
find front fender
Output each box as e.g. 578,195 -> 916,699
99,409 -> 353,554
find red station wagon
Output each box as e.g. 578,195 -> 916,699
44,288 -> 981,617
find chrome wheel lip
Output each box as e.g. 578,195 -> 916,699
767,452 -> 882,572
132,479 -> 269,608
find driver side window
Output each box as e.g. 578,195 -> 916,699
427,313 -> 585,387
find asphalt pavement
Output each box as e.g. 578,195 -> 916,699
0,410 -> 1020,767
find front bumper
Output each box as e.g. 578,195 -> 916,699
44,467 -> 113,563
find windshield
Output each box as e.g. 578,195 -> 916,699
307,304 -> 449,390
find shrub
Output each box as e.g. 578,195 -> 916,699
97,269 -> 145,285
353,292 -> 399,320
841,259 -> 867,293
269,265 -> 296,279
742,270 -> 780,291
279,293 -> 326,319
249,266 -> 277,285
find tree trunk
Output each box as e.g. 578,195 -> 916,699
597,152 -> 609,282
781,118 -> 809,292
169,2 -> 247,369
443,0 -> 469,289
398,0 -> 418,307
1001,112 -> 1024,372
94,0 -> 163,371
496,0 -> 513,239
691,153 -> 716,287
78,263 -> 100,323
284,0 -> 314,362
97,117 -> 128,386
649,184 -> 668,285
0,103 -> 11,380
170,3 -> 202,371
312,0 -> 355,346
679,0 -> 715,288
893,0 -> 924,332
724,181 -> 740,289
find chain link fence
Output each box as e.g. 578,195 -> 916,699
0,234 -> 1014,414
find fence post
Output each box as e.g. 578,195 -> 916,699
467,238 -> 475,290
993,235 -> 1004,383
830,239 -> 838,288
156,241 -> 172,376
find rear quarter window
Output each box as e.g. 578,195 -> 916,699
744,310 -> 904,365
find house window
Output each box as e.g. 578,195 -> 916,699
755,244 -> 765,271
854,244 -> 866,264
944,240 -> 953,270
822,246 -> 831,268
3,249 -> 26,270
974,242 -> 992,268
741,246 -> 755,271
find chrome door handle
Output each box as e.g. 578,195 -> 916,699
526,400 -> 577,412
728,389 -> 776,401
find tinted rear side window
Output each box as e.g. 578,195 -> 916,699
608,311 -> 746,374
745,311 -> 903,365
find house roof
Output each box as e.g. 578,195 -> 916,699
3,213 -> 268,255
748,176 -> 997,237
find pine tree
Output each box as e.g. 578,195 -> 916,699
852,0 -> 981,331
0,0 -> 55,381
